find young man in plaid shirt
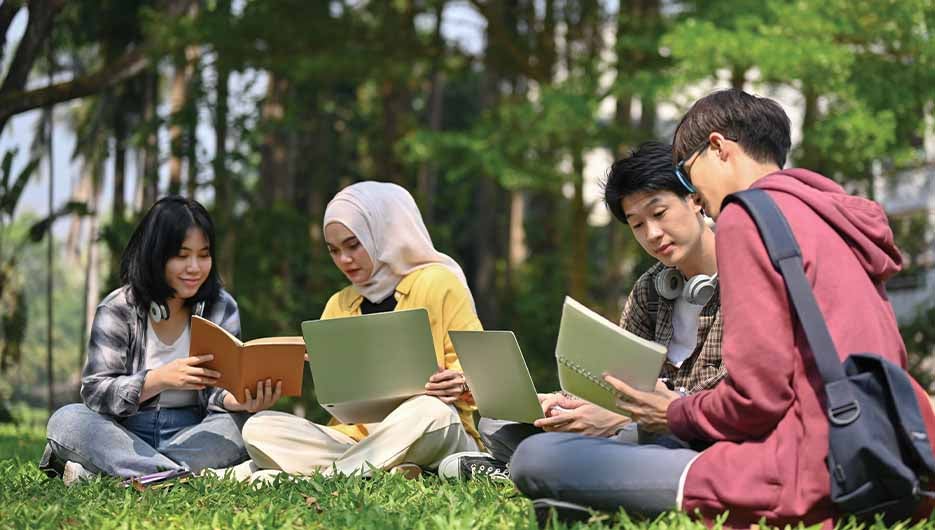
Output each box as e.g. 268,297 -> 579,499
439,141 -> 726,481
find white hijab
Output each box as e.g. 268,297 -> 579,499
323,181 -> 474,306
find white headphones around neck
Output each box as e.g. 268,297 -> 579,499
654,268 -> 718,306
148,300 -> 206,322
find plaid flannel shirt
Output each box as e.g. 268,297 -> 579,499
619,262 -> 726,393
80,285 -> 241,417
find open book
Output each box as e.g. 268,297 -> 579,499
555,297 -> 666,414
189,316 -> 307,403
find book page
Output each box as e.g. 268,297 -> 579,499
563,296 -> 664,351
555,297 -> 666,411
243,336 -> 305,347
239,342 -> 307,401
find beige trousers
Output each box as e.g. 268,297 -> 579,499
240,395 -> 477,478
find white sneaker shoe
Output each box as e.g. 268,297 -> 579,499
437,451 -> 510,481
62,461 -> 93,487
203,459 -> 259,482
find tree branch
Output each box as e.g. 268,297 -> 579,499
0,0 -> 25,61
0,48 -> 149,128
0,0 -> 64,96
469,0 -> 545,81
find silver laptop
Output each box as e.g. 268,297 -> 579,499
449,330 -> 544,424
302,308 -> 438,424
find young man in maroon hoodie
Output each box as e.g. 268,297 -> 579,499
510,89 -> 919,527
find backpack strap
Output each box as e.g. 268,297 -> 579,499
722,189 -> 860,426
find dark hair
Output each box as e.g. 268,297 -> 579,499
603,141 -> 685,224
672,88 -> 791,168
120,196 -> 221,309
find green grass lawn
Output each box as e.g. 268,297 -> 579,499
0,409 -> 931,529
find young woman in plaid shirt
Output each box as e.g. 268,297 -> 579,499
40,197 -> 278,485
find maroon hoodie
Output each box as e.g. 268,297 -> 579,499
667,169 -> 912,527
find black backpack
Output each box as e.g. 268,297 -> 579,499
724,189 -> 935,523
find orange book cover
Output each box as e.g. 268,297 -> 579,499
189,316 -> 306,403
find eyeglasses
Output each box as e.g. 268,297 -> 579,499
674,136 -> 736,194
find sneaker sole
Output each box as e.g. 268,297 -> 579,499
532,498 -> 594,528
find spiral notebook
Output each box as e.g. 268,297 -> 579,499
555,296 -> 666,413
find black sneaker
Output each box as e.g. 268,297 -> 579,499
437,451 -> 510,481
532,498 -> 595,528
38,442 -> 65,478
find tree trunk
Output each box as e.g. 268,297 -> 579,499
416,1 -> 446,224
112,100 -> 126,222
638,93 -> 656,139
259,75 -> 290,208
186,117 -> 197,197
607,16 -> 636,312
80,162 -> 100,374
799,85 -> 820,171
213,58 -> 234,287
603,220 -> 626,316
141,71 -> 159,208
378,79 -> 405,184
64,166 -> 94,261
0,0 -> 64,134
473,174 -> 499,324
185,44 -> 201,198
168,56 -> 187,195
508,190 -> 528,268
46,97 -> 55,414
731,65 -> 747,90
568,149 -> 588,302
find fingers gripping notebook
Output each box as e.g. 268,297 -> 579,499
555,297 -> 666,414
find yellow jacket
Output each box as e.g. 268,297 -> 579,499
320,264 -> 483,446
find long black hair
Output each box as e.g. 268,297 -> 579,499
120,196 -> 221,309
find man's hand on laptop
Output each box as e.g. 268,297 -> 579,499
425,368 -> 468,404
534,396 -> 630,437
537,392 -> 564,416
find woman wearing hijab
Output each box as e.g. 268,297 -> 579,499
239,181 -> 483,478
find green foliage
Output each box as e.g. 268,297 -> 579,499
0,216 -> 86,407
902,304 -> 935,392
664,0 -> 934,179
1,147 -> 87,407
0,151 -> 40,218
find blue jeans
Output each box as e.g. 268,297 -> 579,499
478,418 -> 688,464
510,432 -> 699,517
42,403 -> 250,478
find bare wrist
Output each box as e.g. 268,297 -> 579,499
149,368 -> 164,389
223,393 -> 243,411
140,368 -> 166,402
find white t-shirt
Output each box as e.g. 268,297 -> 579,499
668,294 -> 706,509
667,295 -> 703,368
144,322 -> 199,408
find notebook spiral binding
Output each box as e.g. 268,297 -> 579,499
555,354 -> 616,394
